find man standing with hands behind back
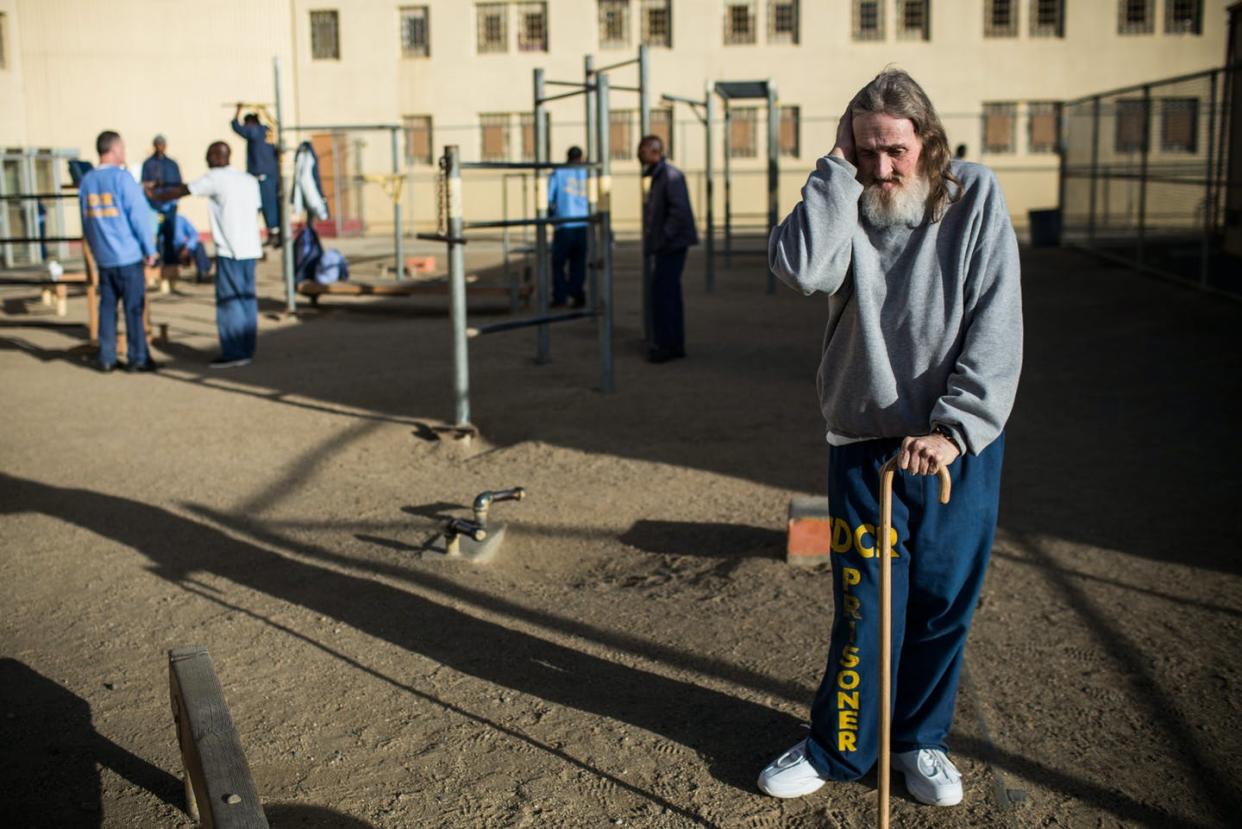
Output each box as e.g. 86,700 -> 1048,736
757,69 -> 1022,810
638,134 -> 697,364
79,130 -> 159,373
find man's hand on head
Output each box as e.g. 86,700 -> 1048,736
829,106 -> 855,166
899,433 -> 960,476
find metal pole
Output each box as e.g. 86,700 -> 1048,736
502,175 -> 515,312
766,81 -> 779,294
1087,96 -> 1099,247
391,126 -> 404,279
1202,71 -> 1218,289
534,67 -> 551,364
274,56 -> 296,314
596,73 -> 615,394
446,145 -> 470,428
332,134 -> 344,237
638,44 -> 651,137
585,54 -> 598,313
723,100 -> 732,267
705,83 -> 716,292
1137,85 -> 1150,268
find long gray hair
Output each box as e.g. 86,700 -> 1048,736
850,69 -> 961,221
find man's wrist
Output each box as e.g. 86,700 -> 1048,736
932,424 -> 963,454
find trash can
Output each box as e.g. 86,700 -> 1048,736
1028,208 -> 1061,247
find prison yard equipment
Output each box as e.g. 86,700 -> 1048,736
168,646 -> 269,828
876,459 -> 951,829
422,124 -> 616,432
714,80 -> 781,294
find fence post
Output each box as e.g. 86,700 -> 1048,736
585,55 -> 598,311
1088,96 -> 1100,247
533,68 -> 551,364
1202,70 -> 1218,289
596,74 -> 615,394
1137,85 -> 1150,268
445,146 -> 470,429
723,100 -> 732,267
766,81 -> 779,294
274,57 -> 296,314
391,126 -> 404,280
705,82 -> 715,293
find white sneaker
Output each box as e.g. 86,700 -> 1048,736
757,740 -> 828,798
893,748 -> 962,806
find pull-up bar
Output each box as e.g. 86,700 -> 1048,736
461,161 -> 601,171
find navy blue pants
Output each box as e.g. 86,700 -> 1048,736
157,205 -> 178,262
651,249 -> 687,354
257,174 -> 279,232
551,226 -> 588,304
806,435 -> 1005,779
96,261 -> 147,369
215,257 -> 258,361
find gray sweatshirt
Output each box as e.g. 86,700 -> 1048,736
768,157 -> 1022,455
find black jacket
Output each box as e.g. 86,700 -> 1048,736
644,159 -> 699,254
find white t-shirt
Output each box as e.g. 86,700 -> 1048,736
188,167 -> 262,260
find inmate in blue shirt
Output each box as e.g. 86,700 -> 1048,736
172,214 -> 201,251
547,167 -> 589,229
78,166 -> 156,268
231,119 -> 279,177
141,154 -> 182,214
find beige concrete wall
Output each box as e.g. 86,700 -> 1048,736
0,0 -> 1231,239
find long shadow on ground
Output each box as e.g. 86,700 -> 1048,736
0,472 -> 797,798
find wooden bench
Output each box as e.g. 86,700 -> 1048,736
169,646 -> 269,828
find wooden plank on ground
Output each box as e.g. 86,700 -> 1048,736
168,646 -> 269,829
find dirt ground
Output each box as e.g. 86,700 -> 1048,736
1,239 -> 1240,829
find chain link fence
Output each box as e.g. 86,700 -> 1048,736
1061,65 -> 1239,293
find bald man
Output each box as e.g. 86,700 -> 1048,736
149,142 -> 262,367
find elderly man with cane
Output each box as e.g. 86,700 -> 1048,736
757,69 -> 1023,810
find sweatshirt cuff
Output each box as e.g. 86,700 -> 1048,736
930,421 -> 965,455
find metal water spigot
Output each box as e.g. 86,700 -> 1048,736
472,487 -> 526,527
443,517 -> 487,556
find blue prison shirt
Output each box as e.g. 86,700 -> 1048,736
78,166 -> 156,268
547,167 -> 589,229
172,214 -> 201,251
141,154 -> 182,214
231,119 -> 279,177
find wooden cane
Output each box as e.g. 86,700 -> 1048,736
878,455 -> 951,829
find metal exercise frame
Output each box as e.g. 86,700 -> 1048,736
662,86 -> 716,292
716,80 -> 780,293
422,74 -> 616,429
272,58 -> 408,314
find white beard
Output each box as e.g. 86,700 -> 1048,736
859,174 -> 930,229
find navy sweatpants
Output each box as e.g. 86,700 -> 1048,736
215,257 -> 258,361
551,226 -> 588,305
806,434 -> 1004,779
97,261 -> 148,369
651,249 -> 687,354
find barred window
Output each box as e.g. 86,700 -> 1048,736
599,0 -> 630,49
1029,0 -> 1064,37
1114,98 -> 1148,153
897,0 -> 929,40
1027,102 -> 1060,154
650,108 -> 675,158
1165,0 -> 1202,34
517,2 -> 548,51
477,3 -> 508,53
982,102 -> 1016,153
610,110 -> 634,160
1117,0 -> 1153,35
641,0 -> 672,47
310,10 -> 340,60
404,116 -> 433,165
768,1 -> 799,44
724,1 -> 756,45
400,7 -> 430,57
480,113 -> 511,161
1161,98 -> 1198,153
779,105 -> 800,158
853,0 -> 884,41
728,107 -> 758,158
985,0 -> 1018,37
